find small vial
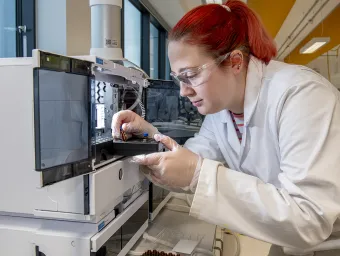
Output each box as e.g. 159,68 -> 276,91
143,132 -> 148,142
120,126 -> 127,141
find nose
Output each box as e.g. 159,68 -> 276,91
180,82 -> 195,97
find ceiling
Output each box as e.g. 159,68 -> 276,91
142,0 -> 340,65
145,0 -> 202,28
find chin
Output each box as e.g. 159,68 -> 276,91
197,106 -> 211,115
197,105 -> 222,115
197,108 -> 207,115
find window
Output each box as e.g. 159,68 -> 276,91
0,0 -> 16,57
124,0 -> 142,67
0,0 -> 35,58
150,23 -> 159,79
123,0 -> 168,78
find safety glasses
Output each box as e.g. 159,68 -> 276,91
170,52 -> 230,87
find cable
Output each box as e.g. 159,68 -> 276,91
126,81 -> 143,112
98,64 -> 146,113
223,231 -> 241,256
186,194 -> 192,207
128,85 -> 146,119
233,233 -> 241,256
139,101 -> 146,119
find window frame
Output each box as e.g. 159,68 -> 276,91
149,21 -> 160,79
122,0 -> 168,79
16,0 -> 36,57
122,0 -> 143,68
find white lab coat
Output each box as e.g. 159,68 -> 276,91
185,56 -> 340,255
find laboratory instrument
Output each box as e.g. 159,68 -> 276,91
0,49 -> 152,256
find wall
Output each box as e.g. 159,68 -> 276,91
66,0 -> 91,56
36,0 -> 91,56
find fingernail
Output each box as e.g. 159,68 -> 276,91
154,134 -> 161,141
131,154 -> 145,163
112,131 -> 121,138
154,134 -> 165,141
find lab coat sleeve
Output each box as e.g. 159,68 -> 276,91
184,115 -> 225,163
190,80 -> 340,249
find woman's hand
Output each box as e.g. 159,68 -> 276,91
132,134 -> 203,193
111,110 -> 159,140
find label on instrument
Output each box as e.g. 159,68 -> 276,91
105,38 -> 118,48
96,104 -> 105,129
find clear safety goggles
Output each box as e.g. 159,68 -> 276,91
170,52 -> 230,87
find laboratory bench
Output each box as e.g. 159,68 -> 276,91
113,192 -> 220,256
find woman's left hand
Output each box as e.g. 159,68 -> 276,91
132,134 -> 202,192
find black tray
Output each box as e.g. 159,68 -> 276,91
112,138 -> 165,156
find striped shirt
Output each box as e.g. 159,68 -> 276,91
230,111 -> 244,142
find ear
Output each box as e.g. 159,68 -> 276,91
230,50 -> 244,75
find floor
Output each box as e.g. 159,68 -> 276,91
214,228 -> 271,256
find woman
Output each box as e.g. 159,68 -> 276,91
112,1 -> 340,255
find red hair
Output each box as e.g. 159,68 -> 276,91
169,0 -> 277,64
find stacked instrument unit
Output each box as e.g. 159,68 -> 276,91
0,49 -> 162,256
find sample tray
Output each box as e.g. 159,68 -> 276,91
112,138 -> 165,156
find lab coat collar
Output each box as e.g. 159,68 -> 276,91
220,56 -> 265,125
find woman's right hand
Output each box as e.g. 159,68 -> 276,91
111,110 -> 159,140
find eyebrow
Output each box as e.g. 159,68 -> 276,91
178,66 -> 198,73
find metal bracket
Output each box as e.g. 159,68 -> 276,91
18,25 -> 27,33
